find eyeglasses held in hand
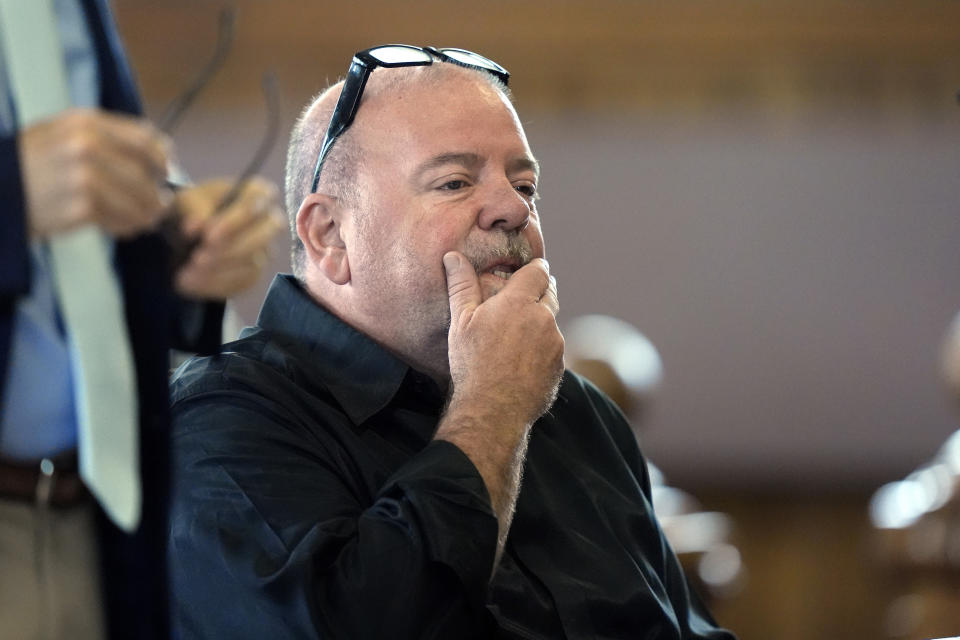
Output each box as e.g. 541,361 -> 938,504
309,44 -> 510,193
159,7 -> 281,271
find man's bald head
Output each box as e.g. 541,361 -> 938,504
284,62 -> 512,277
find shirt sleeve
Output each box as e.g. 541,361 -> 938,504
168,389 -> 499,640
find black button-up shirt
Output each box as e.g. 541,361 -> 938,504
168,274 -> 735,640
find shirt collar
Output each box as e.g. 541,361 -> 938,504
252,274 -> 411,424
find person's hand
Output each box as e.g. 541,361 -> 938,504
443,251 -> 563,427
19,108 -> 172,239
172,177 -> 284,300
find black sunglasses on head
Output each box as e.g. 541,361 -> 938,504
309,44 -> 510,193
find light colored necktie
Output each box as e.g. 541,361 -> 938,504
0,0 -> 141,531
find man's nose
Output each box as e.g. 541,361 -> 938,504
477,180 -> 531,232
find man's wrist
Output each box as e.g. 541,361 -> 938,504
440,397 -> 530,439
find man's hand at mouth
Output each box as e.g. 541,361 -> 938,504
437,249 -> 564,568
444,250 -> 562,421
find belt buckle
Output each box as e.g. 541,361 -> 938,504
35,458 -> 56,506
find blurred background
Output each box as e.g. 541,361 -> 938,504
114,2 -> 960,638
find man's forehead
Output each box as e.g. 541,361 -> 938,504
361,70 -> 530,153
412,151 -> 540,180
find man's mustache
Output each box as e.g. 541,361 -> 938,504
465,232 -> 533,274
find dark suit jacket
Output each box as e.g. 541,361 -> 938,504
0,1 -> 222,637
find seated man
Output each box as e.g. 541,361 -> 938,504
168,44 -> 735,639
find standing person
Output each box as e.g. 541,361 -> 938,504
0,0 -> 284,638
167,45 -> 735,639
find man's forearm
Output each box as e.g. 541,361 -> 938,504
435,402 -> 532,569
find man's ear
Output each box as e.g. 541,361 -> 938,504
296,193 -> 351,285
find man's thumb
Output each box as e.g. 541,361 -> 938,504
443,251 -> 481,324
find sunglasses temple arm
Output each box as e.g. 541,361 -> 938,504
311,60 -> 371,192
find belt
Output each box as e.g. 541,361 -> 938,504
0,452 -> 89,508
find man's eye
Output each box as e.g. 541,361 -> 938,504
439,180 -> 467,191
516,184 -> 538,198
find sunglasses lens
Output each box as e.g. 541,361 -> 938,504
368,45 -> 432,65
437,48 -> 507,76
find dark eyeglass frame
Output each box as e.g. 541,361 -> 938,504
309,44 -> 510,193
158,7 -> 281,272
